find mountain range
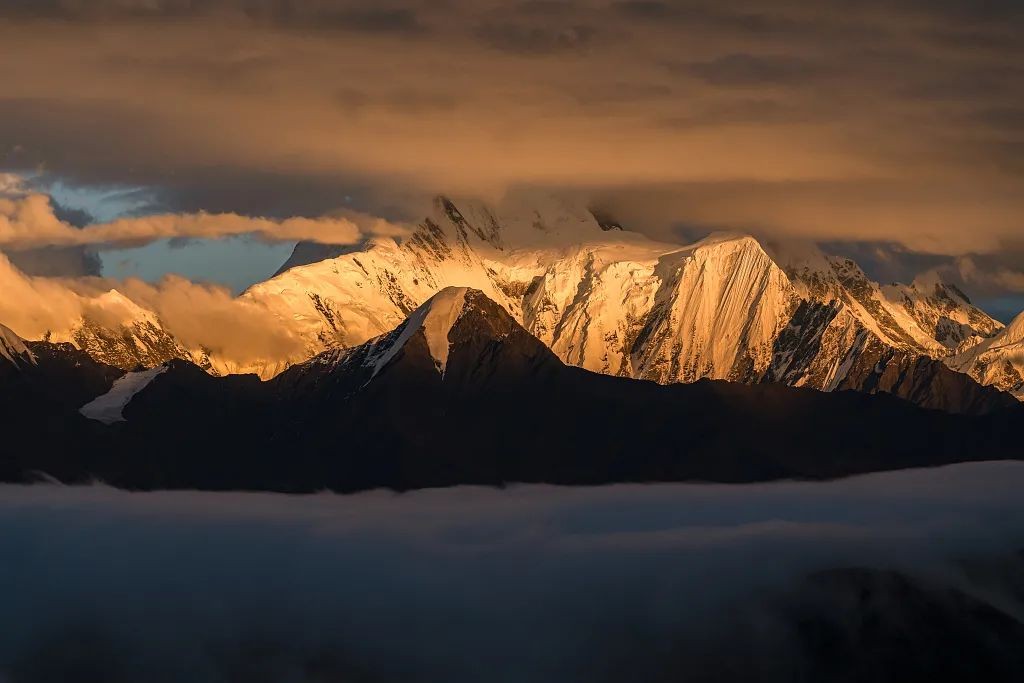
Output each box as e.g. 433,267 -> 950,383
2,287 -> 1023,492
22,196 -> 1023,413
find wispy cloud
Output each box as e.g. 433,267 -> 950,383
0,192 -> 387,249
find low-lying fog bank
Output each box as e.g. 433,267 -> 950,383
2,462 -> 1024,682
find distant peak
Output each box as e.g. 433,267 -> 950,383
685,232 -> 767,257
91,289 -> 157,324
429,193 -> 620,249
1003,310 -> 1024,342
0,322 -> 35,366
95,289 -> 135,306
370,287 -> 473,377
911,269 -> 946,293
698,231 -> 758,245
435,195 -> 463,221
588,207 -> 624,231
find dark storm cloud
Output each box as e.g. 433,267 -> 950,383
611,0 -> 809,37
657,98 -> 828,128
49,199 -> 93,228
316,7 -> 423,33
102,52 -> 282,91
0,97 -> 190,183
900,65 -> 1024,102
676,53 -> 827,86
4,246 -> 102,277
567,82 -> 673,106
5,199 -> 104,277
965,107 -> 1024,133
0,0 -> 206,20
335,86 -> 460,113
147,168 -> 416,221
475,22 -> 596,54
514,0 -> 580,15
0,0 -> 426,30
897,0 -> 1024,22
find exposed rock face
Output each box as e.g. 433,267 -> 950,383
0,322 -> 35,367
70,317 -> 195,371
272,241 -> 361,277
948,311 -> 1024,401
885,273 -> 1003,351
766,301 -> 1016,413
34,289 -> 210,373
772,244 -> 1002,358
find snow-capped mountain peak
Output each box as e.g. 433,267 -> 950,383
275,287 -> 556,398
948,310 -> 1024,400
434,193 -> 608,250
1002,310 -> 1024,344
38,288 -> 206,373
92,289 -> 159,325
628,231 -> 797,383
0,322 -> 36,367
768,241 -> 1002,357
369,286 -> 470,376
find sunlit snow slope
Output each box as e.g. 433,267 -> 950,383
2,194 -> 1014,406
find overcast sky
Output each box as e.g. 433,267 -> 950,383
0,0 -> 1022,314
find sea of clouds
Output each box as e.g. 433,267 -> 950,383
2,461 -> 1024,682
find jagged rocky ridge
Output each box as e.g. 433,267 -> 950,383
2,289 -> 1023,492
946,311 -> 1024,401
9,195 -> 1017,409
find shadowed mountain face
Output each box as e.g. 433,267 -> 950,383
0,326 -> 124,482
2,288 -> 1023,493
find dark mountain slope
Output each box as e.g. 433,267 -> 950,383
0,334 -> 122,482
3,289 -> 1023,492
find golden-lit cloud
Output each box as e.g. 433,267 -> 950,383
0,0 -> 1020,260
0,193 -> 381,249
0,252 -> 304,365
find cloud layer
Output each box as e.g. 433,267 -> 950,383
0,192 -> 374,249
0,1 -> 1021,315
0,253 -> 304,365
0,0 -> 1020,250
1,461 -> 1024,681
